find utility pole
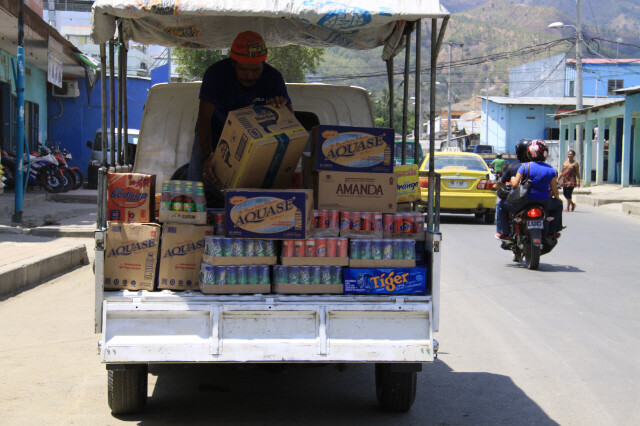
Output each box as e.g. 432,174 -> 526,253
575,0 -> 584,178
447,42 -> 463,148
484,78 -> 489,146
12,0 -> 26,224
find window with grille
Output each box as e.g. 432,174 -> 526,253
569,80 -> 575,97
608,79 -> 624,95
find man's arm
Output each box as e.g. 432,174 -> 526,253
197,99 -> 216,182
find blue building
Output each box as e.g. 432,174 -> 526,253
509,54 -> 640,100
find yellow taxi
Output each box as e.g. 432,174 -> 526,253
419,151 -> 496,223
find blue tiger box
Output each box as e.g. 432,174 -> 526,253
224,189 -> 313,240
343,267 -> 427,294
313,125 -> 394,173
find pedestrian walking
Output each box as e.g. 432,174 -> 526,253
560,150 -> 580,212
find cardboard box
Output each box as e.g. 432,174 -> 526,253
312,125 -> 394,173
157,224 -> 213,291
225,189 -> 313,240
316,171 -> 397,213
107,173 -> 156,222
343,267 -> 427,294
104,222 -> 161,291
395,164 -> 421,203
272,283 -> 343,294
159,209 -> 207,225
213,105 -> 309,189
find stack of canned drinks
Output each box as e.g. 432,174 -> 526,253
349,239 -> 416,260
282,238 -> 348,257
382,212 -> 425,234
313,210 -> 340,230
339,211 -> 383,232
204,236 -> 276,257
273,265 -> 342,284
161,180 -> 206,213
200,264 -> 271,285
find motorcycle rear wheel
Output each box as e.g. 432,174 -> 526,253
61,169 -> 75,192
524,242 -> 540,270
71,169 -> 84,190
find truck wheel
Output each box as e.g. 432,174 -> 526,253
108,364 -> 148,415
375,364 -> 417,412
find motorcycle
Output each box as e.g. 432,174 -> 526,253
499,201 -> 559,270
51,144 -> 84,190
2,147 -> 69,193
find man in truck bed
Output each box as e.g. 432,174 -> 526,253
186,31 -> 292,205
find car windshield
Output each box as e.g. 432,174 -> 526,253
432,155 -> 488,171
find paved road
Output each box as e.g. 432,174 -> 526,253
1,206 -> 639,425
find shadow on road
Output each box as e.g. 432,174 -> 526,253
120,361 -> 557,425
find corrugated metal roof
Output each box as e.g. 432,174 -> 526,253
482,96 -> 621,107
616,85 -> 640,96
566,58 -> 640,65
553,99 -> 625,119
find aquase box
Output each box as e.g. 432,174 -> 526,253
312,125 -> 394,173
224,189 -> 313,240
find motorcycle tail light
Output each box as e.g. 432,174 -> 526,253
477,179 -> 494,190
419,177 -> 429,188
527,208 -> 543,218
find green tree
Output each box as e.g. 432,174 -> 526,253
172,45 -> 324,83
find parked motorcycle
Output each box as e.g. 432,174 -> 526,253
51,144 -> 84,190
2,147 -> 69,193
498,198 -> 559,270
1,150 -> 15,190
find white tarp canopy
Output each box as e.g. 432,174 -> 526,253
91,0 -> 449,60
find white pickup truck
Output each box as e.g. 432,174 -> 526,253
91,0 -> 449,416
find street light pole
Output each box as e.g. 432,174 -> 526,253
447,42 -> 463,148
575,0 -> 584,174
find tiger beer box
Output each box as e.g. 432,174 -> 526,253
225,189 -> 313,240
157,224 -> 213,291
343,267 -> 427,295
312,125 -> 394,173
212,105 -> 309,189
316,171 -> 397,213
104,222 -> 161,291
107,173 -> 156,222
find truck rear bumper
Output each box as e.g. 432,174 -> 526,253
100,292 -> 434,363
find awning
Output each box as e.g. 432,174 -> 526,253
91,0 -> 449,60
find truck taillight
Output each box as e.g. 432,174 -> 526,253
527,208 -> 543,218
419,177 -> 429,188
477,179 -> 494,190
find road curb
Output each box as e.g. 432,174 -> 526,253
622,202 -> 640,217
28,227 -> 95,238
0,244 -> 89,297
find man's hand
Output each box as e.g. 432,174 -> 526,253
202,153 -> 220,185
267,96 -> 293,111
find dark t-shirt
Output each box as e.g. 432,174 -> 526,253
500,161 -> 521,185
199,58 -> 291,152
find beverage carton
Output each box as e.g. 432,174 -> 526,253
107,173 -> 156,222
316,171 -> 397,213
312,125 -> 394,173
104,222 -> 161,290
395,164 -> 421,203
224,189 -> 313,240
343,267 -> 427,294
157,224 -> 213,291
212,105 -> 308,189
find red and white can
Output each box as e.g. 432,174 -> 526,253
402,213 -> 416,233
328,210 -> 340,229
383,214 -> 394,233
326,238 -> 337,257
339,211 -> 351,230
337,238 -> 349,257
415,213 -> 425,233
360,212 -> 372,231
350,212 -> 362,231
315,238 -> 327,257
313,210 -> 320,228
317,210 -> 329,229
372,213 -> 383,232
282,240 -> 295,257
305,239 -> 316,257
393,214 -> 404,234
294,240 -> 306,257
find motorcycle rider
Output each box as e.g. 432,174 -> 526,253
490,153 -> 507,177
498,140 -> 563,239
494,139 -> 530,240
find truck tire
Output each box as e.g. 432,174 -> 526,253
108,364 -> 148,415
375,364 -> 417,412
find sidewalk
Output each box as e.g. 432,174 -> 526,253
1,183 -> 639,297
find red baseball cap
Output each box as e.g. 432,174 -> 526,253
230,31 -> 268,64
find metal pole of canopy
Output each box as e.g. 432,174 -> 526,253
123,39 -> 129,168
97,42 -> 108,229
12,0 -> 25,224
414,20 -> 421,165
386,58 -> 394,133
401,30 -> 411,165
427,16 -> 449,231
109,39 -> 116,168
117,23 -> 124,166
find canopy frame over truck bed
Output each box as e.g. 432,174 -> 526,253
90,0 -> 448,415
